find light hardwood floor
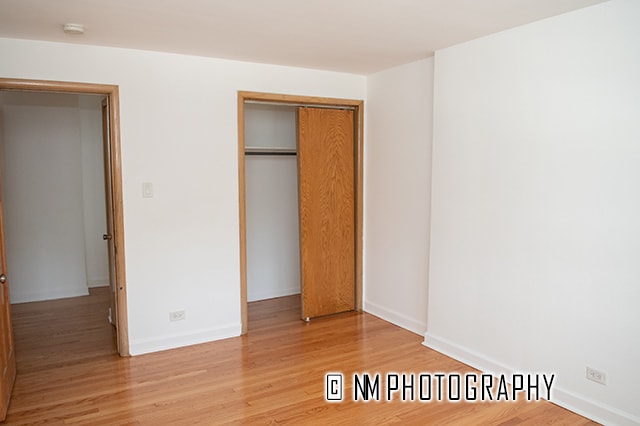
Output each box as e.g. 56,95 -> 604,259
5,288 -> 598,425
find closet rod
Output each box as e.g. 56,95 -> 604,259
244,99 -> 356,111
245,151 -> 296,156
245,147 -> 297,156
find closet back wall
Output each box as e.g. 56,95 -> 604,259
0,92 -> 108,303
245,104 -> 300,302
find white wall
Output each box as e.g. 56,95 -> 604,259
0,37 -> 366,354
1,93 -> 89,303
426,1 -> 640,424
364,58 -> 433,335
79,95 -> 110,288
245,104 -> 300,301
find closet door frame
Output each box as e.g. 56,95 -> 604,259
237,91 -> 364,333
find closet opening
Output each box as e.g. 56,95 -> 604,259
238,92 -> 364,333
244,103 -> 300,311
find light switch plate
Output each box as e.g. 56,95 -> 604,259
142,182 -> 153,198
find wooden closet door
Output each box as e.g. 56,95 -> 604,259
297,107 -> 355,319
0,196 -> 16,421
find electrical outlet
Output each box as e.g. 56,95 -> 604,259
586,367 -> 606,385
169,310 -> 185,322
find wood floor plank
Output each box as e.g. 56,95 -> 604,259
4,289 -> 599,425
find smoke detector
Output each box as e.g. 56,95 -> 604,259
63,23 -> 85,35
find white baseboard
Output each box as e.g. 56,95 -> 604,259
364,300 -> 426,336
247,287 -> 300,302
423,332 -> 640,426
129,323 -> 242,356
87,277 -> 109,288
10,287 -> 89,304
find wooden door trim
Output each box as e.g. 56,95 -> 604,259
237,91 -> 364,333
0,78 -> 130,356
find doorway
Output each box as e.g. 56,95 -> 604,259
0,78 -> 129,356
237,91 -> 364,333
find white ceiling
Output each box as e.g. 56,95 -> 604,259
0,0 -> 607,74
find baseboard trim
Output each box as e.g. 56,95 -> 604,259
247,287 -> 300,303
87,277 -> 109,288
10,287 -> 89,304
129,323 -> 241,356
423,332 -> 640,426
364,300 -> 426,336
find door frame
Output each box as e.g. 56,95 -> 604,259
237,91 -> 364,333
0,78 -> 130,356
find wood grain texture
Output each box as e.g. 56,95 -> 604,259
298,108 -> 355,319
0,78 -> 129,356
238,91 -> 364,333
5,290 -> 597,425
0,198 -> 16,421
354,104 -> 364,311
239,91 -> 362,109
237,92 -> 249,334
106,87 -> 130,357
102,100 -> 118,331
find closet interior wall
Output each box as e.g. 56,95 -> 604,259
1,92 -> 109,303
244,104 -> 300,302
